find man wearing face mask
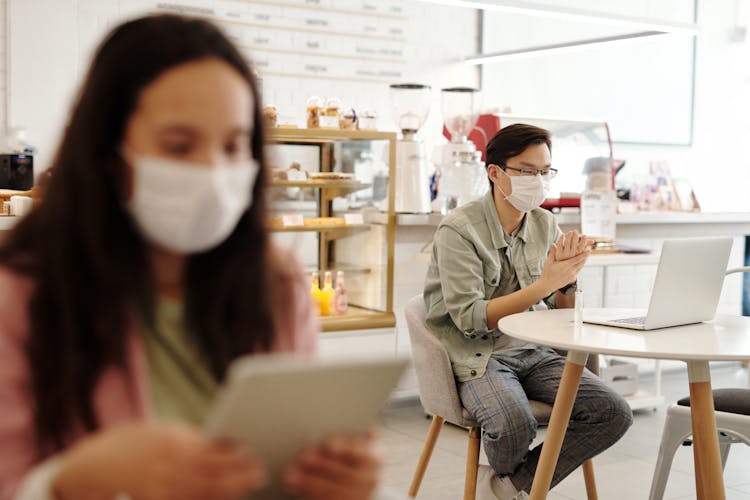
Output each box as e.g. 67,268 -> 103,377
423,124 -> 632,500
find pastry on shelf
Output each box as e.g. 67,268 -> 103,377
306,96 -> 323,129
262,104 -> 278,129
271,161 -> 305,181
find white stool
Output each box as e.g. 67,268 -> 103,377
649,388 -> 750,500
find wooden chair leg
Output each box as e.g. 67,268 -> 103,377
408,415 -> 445,498
464,426 -> 481,500
582,459 -> 598,500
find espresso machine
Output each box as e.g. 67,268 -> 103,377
389,83 -> 432,213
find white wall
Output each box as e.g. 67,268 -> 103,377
481,0 -> 750,213
688,0 -> 750,212
615,1 -> 750,213
0,0 -> 5,133
6,0 -> 479,173
482,1 -> 696,145
5,1 -> 750,212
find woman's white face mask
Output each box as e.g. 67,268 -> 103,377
126,155 -> 259,254
496,168 -> 551,213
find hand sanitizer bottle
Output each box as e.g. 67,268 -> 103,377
335,270 -> 348,314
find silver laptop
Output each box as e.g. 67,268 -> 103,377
583,237 -> 733,330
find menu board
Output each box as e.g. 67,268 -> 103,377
155,1 -> 408,82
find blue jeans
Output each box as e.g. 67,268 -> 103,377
458,347 -> 633,492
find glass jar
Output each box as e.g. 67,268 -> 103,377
359,109 -> 377,130
339,108 -> 357,130
320,97 -> 341,128
306,96 -> 323,128
439,150 -> 488,214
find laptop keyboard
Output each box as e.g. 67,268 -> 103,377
611,316 -> 647,325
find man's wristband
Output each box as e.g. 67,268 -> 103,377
558,281 -> 578,295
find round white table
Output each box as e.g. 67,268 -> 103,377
498,308 -> 750,500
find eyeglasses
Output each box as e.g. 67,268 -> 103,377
500,164 -> 558,179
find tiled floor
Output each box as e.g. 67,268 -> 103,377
379,363 -> 750,499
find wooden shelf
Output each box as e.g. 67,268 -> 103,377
268,223 -> 370,240
269,179 -> 371,198
319,306 -> 396,332
305,263 -> 372,275
268,128 -> 397,334
267,127 -> 397,142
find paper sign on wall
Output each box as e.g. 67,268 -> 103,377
580,191 -> 617,241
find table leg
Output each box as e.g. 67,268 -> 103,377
687,360 -> 725,500
529,350 -> 588,500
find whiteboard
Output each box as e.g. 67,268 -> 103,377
481,4 -> 696,145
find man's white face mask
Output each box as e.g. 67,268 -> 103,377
496,168 -> 551,213
126,155 -> 259,254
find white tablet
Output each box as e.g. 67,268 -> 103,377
205,354 -> 408,499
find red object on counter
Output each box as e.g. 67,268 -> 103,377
541,198 -> 581,210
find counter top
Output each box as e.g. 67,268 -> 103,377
0,216 -> 18,230
395,211 -> 750,227
558,211 -> 750,225
586,252 -> 660,266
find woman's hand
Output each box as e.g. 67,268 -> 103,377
282,433 -> 382,500
53,422 -> 267,500
554,230 -> 590,261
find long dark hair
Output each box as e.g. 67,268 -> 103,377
0,14 -> 274,454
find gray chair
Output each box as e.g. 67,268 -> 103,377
404,295 -> 599,500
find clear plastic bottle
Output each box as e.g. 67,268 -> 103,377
574,288 -> 584,328
335,270 -> 348,314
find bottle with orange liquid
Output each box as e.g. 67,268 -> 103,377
320,271 -> 336,315
310,271 -> 323,315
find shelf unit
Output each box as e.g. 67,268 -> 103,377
266,127 -> 397,332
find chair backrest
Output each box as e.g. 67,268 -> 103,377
404,295 -> 467,425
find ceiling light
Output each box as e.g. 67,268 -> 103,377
465,31 -> 670,65
414,0 -> 699,35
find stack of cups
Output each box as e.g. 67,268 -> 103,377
9,196 -> 33,217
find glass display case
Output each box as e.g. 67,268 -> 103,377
265,128 -> 397,332
497,114 -> 615,203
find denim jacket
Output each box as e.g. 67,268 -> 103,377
423,191 -> 562,382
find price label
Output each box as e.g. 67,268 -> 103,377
282,214 -> 304,227
344,213 -> 364,225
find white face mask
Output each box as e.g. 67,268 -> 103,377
497,170 -> 551,212
127,155 -> 259,254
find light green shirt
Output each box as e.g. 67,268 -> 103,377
423,191 -> 563,382
144,297 -> 219,426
